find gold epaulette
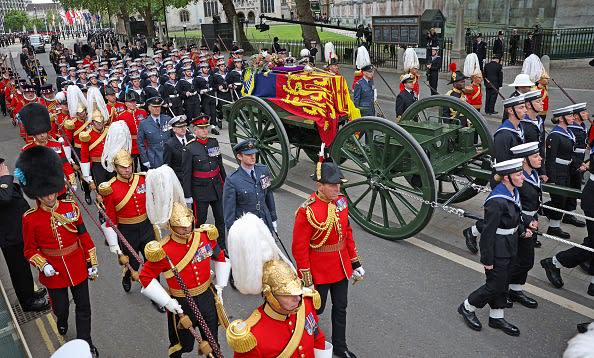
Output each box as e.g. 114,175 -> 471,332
354,70 -> 362,76
303,288 -> 322,310
197,224 -> 219,241
97,178 -> 116,196
79,130 -> 91,142
226,310 -> 261,353
300,196 -> 316,209
23,207 -> 38,217
144,240 -> 166,263
136,172 -> 146,176
63,119 -> 76,130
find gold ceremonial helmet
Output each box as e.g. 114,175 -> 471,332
540,69 -> 550,80
113,148 -> 133,167
262,259 -> 303,313
92,109 -> 104,123
169,202 -> 194,228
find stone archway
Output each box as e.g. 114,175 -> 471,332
247,11 -> 255,24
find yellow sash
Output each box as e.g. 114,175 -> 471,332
163,232 -> 202,279
115,174 -> 140,212
277,303 -> 306,358
89,129 -> 107,151
73,120 -> 92,136
471,85 -> 481,100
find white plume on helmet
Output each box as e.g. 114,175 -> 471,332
55,91 -> 66,103
145,165 -> 186,227
86,86 -> 109,122
403,48 -> 419,72
300,48 -> 310,58
227,213 -> 294,295
101,121 -> 132,172
324,42 -> 336,61
463,53 -> 482,77
355,46 -> 371,69
66,84 -> 86,117
522,54 -> 544,83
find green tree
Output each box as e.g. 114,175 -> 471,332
294,0 -> 320,45
3,10 -> 30,32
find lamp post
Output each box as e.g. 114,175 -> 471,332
183,24 -> 187,47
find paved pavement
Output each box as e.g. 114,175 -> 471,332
0,39 -> 593,358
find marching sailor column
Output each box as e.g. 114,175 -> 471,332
508,143 -> 542,308
542,105 -> 576,239
292,154 -> 363,358
564,103 -> 589,227
458,158 -> 529,337
140,202 -> 229,357
540,145 -> 594,298
17,146 -> 99,356
182,115 -> 227,251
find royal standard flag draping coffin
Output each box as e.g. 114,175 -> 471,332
244,70 -> 361,146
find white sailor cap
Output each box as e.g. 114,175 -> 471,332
50,339 -> 92,358
523,90 -> 542,102
502,94 -> 526,108
511,142 -> 539,158
493,158 -> 524,175
552,105 -> 574,117
571,102 -> 588,114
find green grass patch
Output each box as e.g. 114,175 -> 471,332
170,24 -> 355,43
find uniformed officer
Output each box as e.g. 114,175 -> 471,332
98,149 -> 156,294
195,63 -> 219,135
17,146 -> 99,356
182,115 -> 226,250
540,143 -> 594,297
163,69 -> 184,116
543,105 -> 576,239
395,74 -> 417,120
176,65 -> 201,122
163,115 -> 193,184
223,138 -> 278,235
116,91 -> 149,171
426,47 -> 441,95
564,102 -> 589,227
520,90 -> 546,180
353,64 -> 375,117
137,96 -> 172,169
225,58 -> 244,101
292,156 -> 363,358
226,214 -> 329,357
441,64 -> 469,126
140,202 -> 229,357
508,142 -> 542,308
79,108 -> 113,194
458,158 -> 530,337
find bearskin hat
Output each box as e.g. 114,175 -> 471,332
19,103 -> 52,136
15,146 -> 65,199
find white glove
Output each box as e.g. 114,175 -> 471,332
200,89 -> 208,94
215,285 -> 224,305
70,184 -> 78,192
272,221 -> 278,232
373,88 -> 378,101
143,162 -> 151,169
352,267 -> 365,279
100,223 -> 122,254
164,298 -> 184,314
87,266 -> 98,279
43,264 -> 58,277
184,197 -> 193,204
83,176 -> 93,183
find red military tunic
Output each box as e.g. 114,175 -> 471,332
106,101 -> 126,125
99,173 -> 148,227
79,127 -> 108,165
22,139 -> 76,197
22,200 -> 96,289
139,228 -> 225,296
537,83 -> 549,117
465,84 -> 482,110
63,116 -> 90,149
116,109 -> 148,155
292,193 -> 360,285
399,74 -> 420,97
232,295 -> 326,357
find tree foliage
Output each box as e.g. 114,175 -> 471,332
3,10 -> 29,32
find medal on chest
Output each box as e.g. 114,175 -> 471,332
192,243 -> 213,263
260,175 -> 271,189
207,146 -> 221,157
51,146 -> 62,154
135,183 -> 146,194
304,312 -> 317,335
335,197 -> 347,212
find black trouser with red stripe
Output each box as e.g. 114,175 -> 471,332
317,278 -> 349,353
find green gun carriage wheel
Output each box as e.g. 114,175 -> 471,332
329,117 -> 436,240
227,96 -> 290,190
400,95 -> 495,204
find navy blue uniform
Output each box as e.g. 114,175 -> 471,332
353,77 -> 375,117
137,114 -> 172,168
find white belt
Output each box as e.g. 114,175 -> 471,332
169,94 -> 179,98
590,173 -> 594,181
522,210 -> 537,216
496,227 -> 517,235
574,148 -> 586,153
555,158 -> 571,165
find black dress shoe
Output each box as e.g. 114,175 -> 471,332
509,290 -> 538,308
489,317 -> 520,336
540,257 -> 564,288
58,322 -> 68,335
458,303 -> 482,331
90,344 -> 99,357
563,215 -> 586,227
122,275 -> 132,292
463,228 -> 478,254
577,322 -> 592,333
588,283 -> 594,296
22,297 -> 50,312
33,287 -> 47,299
333,350 -> 357,358
492,111 -> 499,115
152,300 -> 166,313
504,295 -> 514,308
534,240 -> 542,248
547,226 -> 570,239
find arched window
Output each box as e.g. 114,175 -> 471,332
179,10 -> 190,23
